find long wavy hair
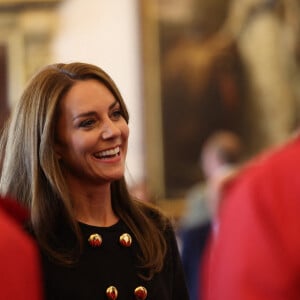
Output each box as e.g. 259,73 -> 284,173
0,62 -> 167,280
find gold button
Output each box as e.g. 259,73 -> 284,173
106,286 -> 118,299
88,233 -> 102,247
134,286 -> 147,300
119,233 -> 132,247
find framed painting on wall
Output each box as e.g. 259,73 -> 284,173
140,0 -> 247,200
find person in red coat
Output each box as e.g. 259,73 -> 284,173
202,134 -> 300,300
0,196 -> 43,300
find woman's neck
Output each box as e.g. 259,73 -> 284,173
70,183 -> 119,227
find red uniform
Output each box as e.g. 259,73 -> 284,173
202,136 -> 300,300
0,197 -> 43,300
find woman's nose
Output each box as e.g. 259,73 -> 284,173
101,120 -> 119,139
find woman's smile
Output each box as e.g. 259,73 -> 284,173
55,79 -> 129,185
93,146 -> 120,159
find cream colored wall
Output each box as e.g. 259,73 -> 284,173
51,0 -> 144,186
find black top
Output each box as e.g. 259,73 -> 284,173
41,219 -> 190,300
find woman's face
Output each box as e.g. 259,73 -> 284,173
55,79 -> 129,186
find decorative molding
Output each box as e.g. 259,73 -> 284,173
0,0 -> 64,107
0,1 -> 62,11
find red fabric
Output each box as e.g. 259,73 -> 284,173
0,196 -> 29,223
0,197 -> 43,300
202,136 -> 300,300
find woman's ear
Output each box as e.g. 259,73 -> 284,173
54,142 -> 63,160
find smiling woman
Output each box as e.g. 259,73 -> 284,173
0,62 -> 189,300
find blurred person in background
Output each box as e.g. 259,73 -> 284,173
202,132 -> 300,300
179,130 -> 243,300
0,196 -> 43,300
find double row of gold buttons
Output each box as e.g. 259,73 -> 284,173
88,233 -> 147,298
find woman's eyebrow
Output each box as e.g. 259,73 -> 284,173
109,100 -> 119,109
72,100 -> 119,121
72,111 -> 97,121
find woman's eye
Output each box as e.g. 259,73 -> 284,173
79,119 -> 95,128
111,110 -> 122,120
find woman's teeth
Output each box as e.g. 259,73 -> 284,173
94,146 -> 120,158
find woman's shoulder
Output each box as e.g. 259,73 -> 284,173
135,200 -> 173,232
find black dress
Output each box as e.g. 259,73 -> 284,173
41,219 -> 190,300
